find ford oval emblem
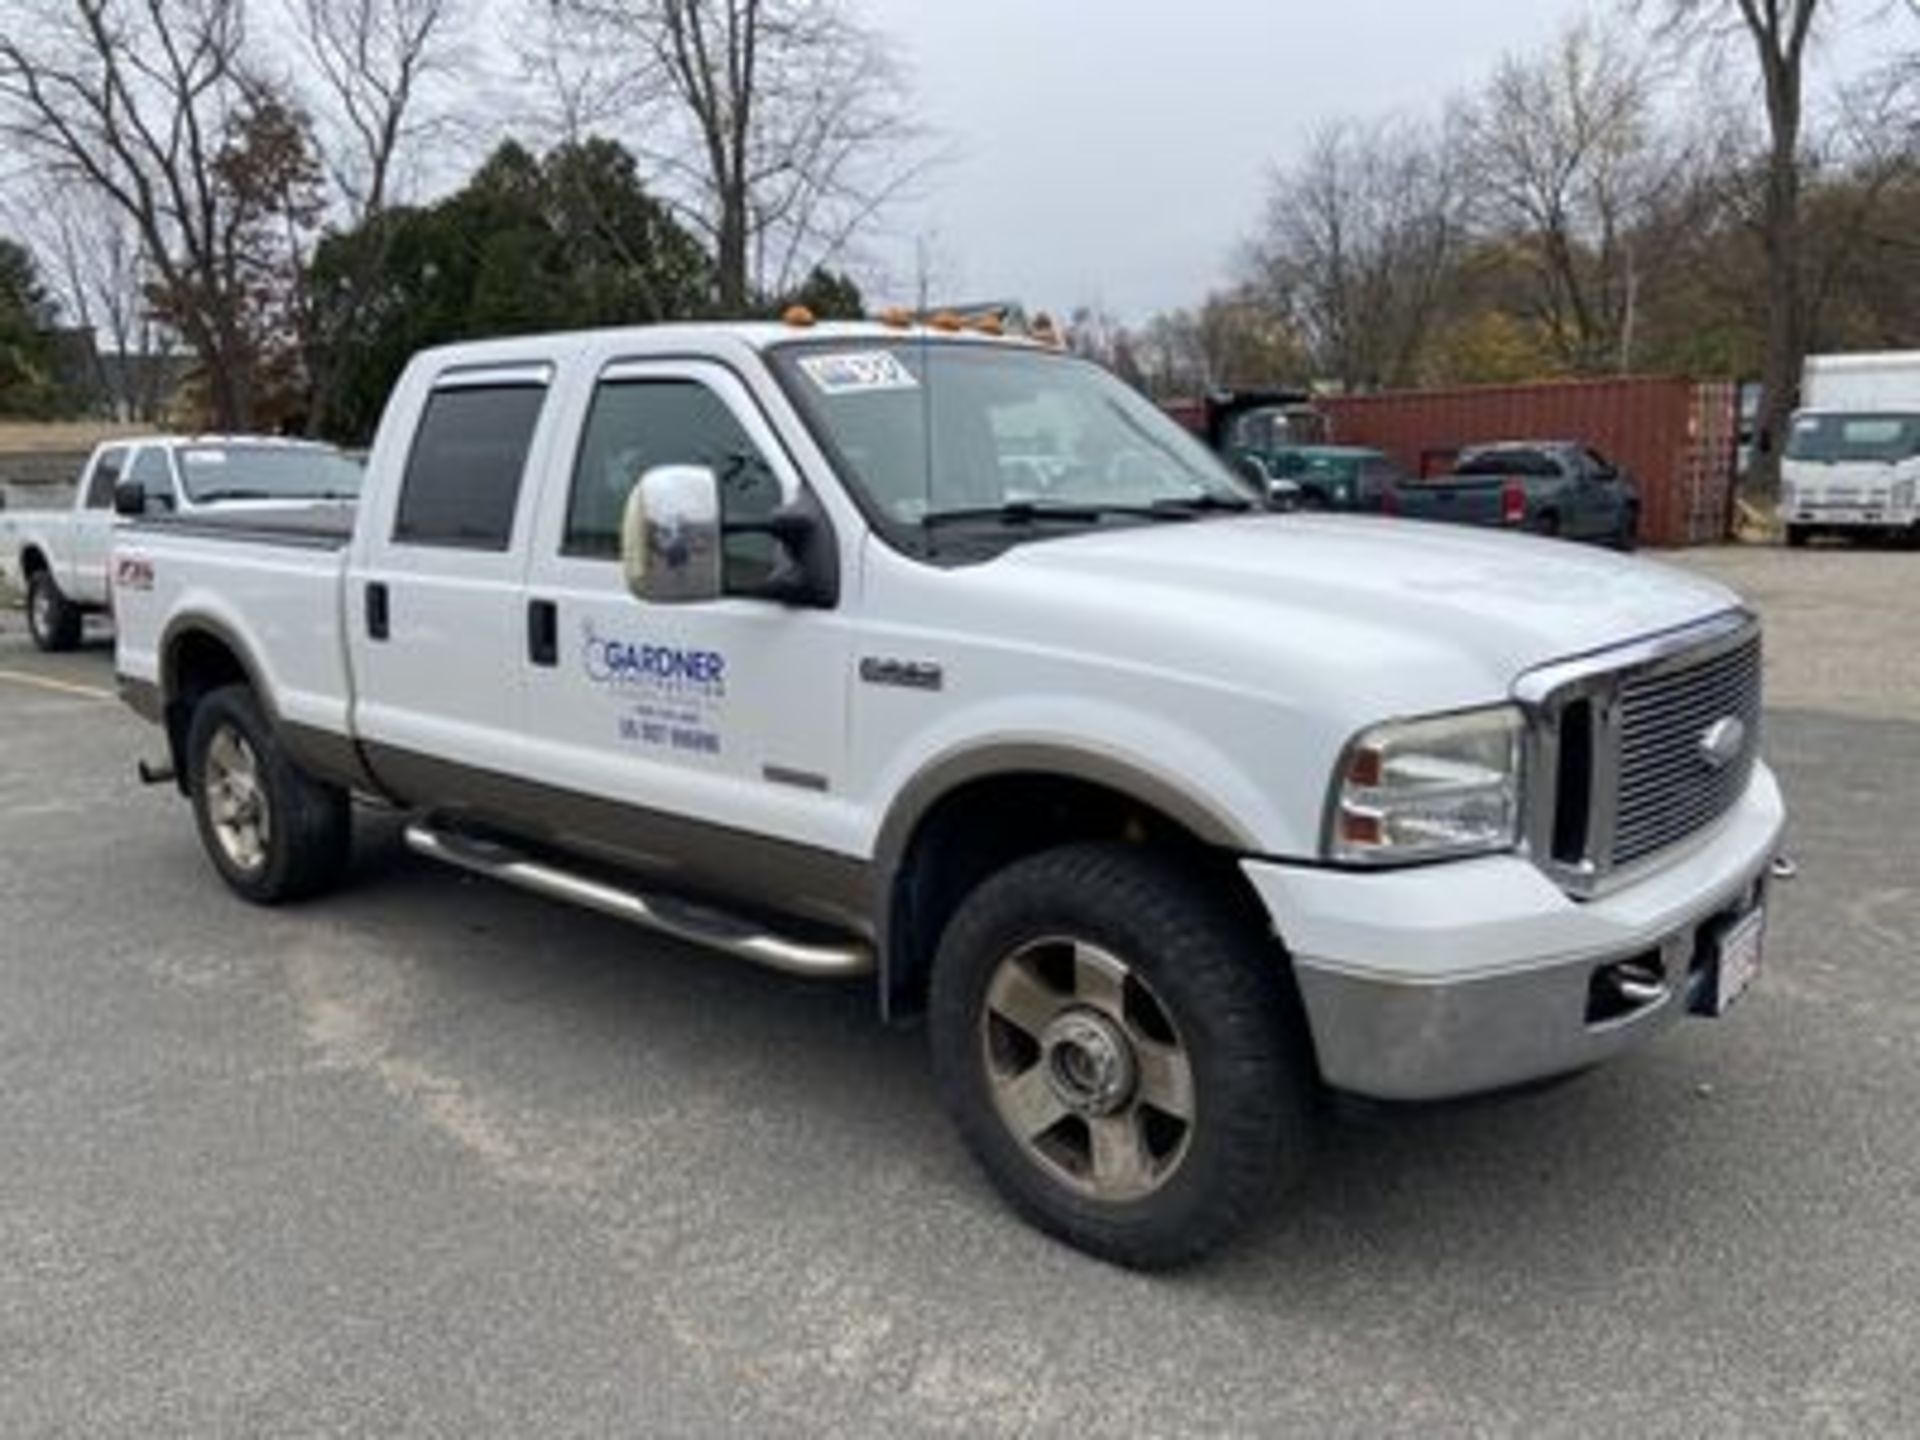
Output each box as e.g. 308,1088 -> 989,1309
1698,716 -> 1747,771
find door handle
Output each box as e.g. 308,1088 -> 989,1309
527,598 -> 558,667
366,581 -> 389,641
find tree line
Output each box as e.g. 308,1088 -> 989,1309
1082,4 -> 1917,487
0,0 -> 914,440
1,0 -> 1912,488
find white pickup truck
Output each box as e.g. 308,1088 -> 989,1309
111,321 -> 1786,1266
1,435 -> 362,650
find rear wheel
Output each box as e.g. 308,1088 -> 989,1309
1785,524 -> 1810,549
187,685 -> 351,904
1614,505 -> 1639,551
25,570 -> 81,652
929,843 -> 1314,1268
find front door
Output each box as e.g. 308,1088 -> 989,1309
69,445 -> 128,606
517,359 -> 858,918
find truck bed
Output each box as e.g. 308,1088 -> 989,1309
125,503 -> 357,550
113,509 -> 357,745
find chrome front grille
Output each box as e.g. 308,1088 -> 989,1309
1612,633 -> 1761,866
1521,612 -> 1762,895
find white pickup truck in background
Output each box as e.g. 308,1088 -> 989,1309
1782,351 -> 1920,546
111,321 -> 1786,1266
1,435 -> 362,650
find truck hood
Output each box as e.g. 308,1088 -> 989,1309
991,514 -> 1739,695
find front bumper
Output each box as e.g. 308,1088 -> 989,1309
1788,504 -> 1918,530
1243,763 -> 1786,1101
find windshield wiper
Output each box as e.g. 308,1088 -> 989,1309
190,488 -> 275,502
923,500 -> 1180,527
1147,493 -> 1254,515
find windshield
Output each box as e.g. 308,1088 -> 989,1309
1277,452 -> 1362,483
770,340 -> 1252,537
1785,413 -> 1920,463
178,444 -> 364,503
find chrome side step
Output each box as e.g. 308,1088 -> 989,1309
403,822 -> 874,979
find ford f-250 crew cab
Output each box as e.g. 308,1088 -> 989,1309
111,321 -> 1786,1267
1,435 -> 362,651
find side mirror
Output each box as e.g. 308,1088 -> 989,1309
620,465 -> 722,604
113,478 -> 147,517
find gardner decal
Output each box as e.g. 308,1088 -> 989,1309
581,620 -> 727,757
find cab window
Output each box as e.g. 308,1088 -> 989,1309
392,383 -> 547,550
129,447 -> 175,512
83,448 -> 129,509
564,379 -> 784,591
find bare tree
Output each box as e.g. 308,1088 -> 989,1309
0,0 -> 319,428
1248,117 -> 1466,390
24,184 -> 173,419
547,0 -> 931,310
286,0 -> 460,432
1464,22 -> 1678,371
1647,0 -> 1822,488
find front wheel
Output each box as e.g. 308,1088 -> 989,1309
929,843 -> 1315,1268
187,685 -> 352,904
1785,524 -> 1810,549
25,571 -> 81,652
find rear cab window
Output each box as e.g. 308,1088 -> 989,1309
1454,449 -> 1559,478
393,379 -> 549,550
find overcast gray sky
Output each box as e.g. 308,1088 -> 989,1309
856,0 -> 1884,322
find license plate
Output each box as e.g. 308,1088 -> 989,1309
1711,907 -> 1765,1015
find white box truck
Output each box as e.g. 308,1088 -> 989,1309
1781,351 -> 1920,546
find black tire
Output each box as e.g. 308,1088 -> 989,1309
1614,505 -> 1639,552
186,684 -> 351,904
929,842 -> 1315,1269
25,570 -> 82,652
1785,524 -> 1810,549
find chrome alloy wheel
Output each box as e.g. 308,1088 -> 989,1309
28,582 -> 55,642
980,937 -> 1196,1202
204,724 -> 271,873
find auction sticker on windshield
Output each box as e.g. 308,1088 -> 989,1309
797,350 -> 919,395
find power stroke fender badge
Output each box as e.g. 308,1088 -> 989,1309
859,657 -> 943,691
1697,715 -> 1747,772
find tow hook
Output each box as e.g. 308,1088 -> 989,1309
136,758 -> 176,786
1769,853 -> 1798,881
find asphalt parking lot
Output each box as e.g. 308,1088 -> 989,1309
1,546 -> 1916,1436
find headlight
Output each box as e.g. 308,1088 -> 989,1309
1327,705 -> 1525,864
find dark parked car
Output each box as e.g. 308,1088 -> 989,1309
1391,441 -> 1639,548
1259,445 -> 1405,512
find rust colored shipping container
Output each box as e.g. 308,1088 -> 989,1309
1319,377 -> 1738,547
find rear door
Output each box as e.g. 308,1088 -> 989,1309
67,446 -> 129,604
347,363 -> 557,792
